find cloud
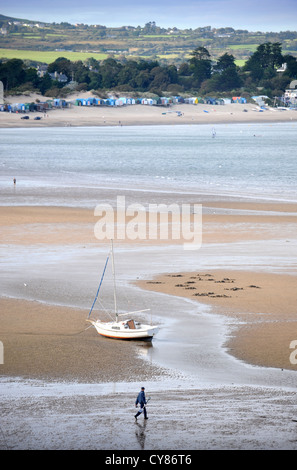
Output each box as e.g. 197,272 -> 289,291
2,0 -> 297,30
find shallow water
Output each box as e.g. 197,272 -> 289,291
1,122 -> 297,206
1,241 -> 297,389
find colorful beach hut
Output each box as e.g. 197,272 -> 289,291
232,97 -> 247,104
75,98 -> 87,106
53,98 -> 67,108
126,98 -> 135,105
86,97 -> 97,106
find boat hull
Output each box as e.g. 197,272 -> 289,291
89,320 -> 159,341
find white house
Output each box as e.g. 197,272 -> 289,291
284,88 -> 297,105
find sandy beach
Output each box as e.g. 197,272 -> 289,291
1,106 -> 297,450
1,92 -> 297,128
139,270 -> 297,371
1,202 -> 297,379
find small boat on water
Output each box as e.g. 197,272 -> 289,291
87,242 -> 159,341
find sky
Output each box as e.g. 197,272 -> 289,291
1,0 -> 297,32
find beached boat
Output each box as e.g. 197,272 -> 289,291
86,242 -> 159,341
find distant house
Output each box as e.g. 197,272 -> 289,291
277,63 -> 287,73
283,88 -> 297,106
37,65 -> 48,77
49,72 -> 68,83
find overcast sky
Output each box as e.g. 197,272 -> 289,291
1,0 -> 297,32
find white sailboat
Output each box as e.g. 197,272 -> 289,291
86,242 -> 159,341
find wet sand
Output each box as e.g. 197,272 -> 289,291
1,198 -> 297,451
1,202 -> 297,245
138,270 -> 297,371
0,297 -> 166,383
1,378 -> 297,450
1,202 -> 297,380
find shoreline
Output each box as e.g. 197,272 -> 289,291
1,203 -> 297,380
1,100 -> 297,128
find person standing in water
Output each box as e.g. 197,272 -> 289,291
135,387 -> 148,421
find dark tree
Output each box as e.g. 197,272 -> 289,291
0,59 -> 26,90
243,42 -> 283,81
188,47 -> 211,87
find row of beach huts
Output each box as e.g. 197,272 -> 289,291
0,95 -> 247,113
74,96 -> 247,106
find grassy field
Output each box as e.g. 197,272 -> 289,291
1,19 -> 296,68
0,48 -> 108,63
234,59 -> 246,66
0,46 -> 248,67
228,44 -> 258,51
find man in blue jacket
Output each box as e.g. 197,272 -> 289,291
134,387 -> 148,421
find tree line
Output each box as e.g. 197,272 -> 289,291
1,42 -> 296,100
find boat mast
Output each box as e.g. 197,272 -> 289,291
87,254 -> 109,319
110,240 -> 118,322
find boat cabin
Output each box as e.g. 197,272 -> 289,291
124,319 -> 140,329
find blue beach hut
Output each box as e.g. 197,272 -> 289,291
86,97 -> 97,106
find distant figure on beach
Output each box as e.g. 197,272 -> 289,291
13,178 -> 16,185
134,386 -> 148,421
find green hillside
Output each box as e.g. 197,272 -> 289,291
1,16 -> 297,65
0,48 -> 108,63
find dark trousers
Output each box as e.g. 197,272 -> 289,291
135,405 -> 147,419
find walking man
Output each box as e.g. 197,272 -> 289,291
135,386 -> 148,421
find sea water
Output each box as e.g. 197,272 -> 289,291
0,121 -> 297,206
